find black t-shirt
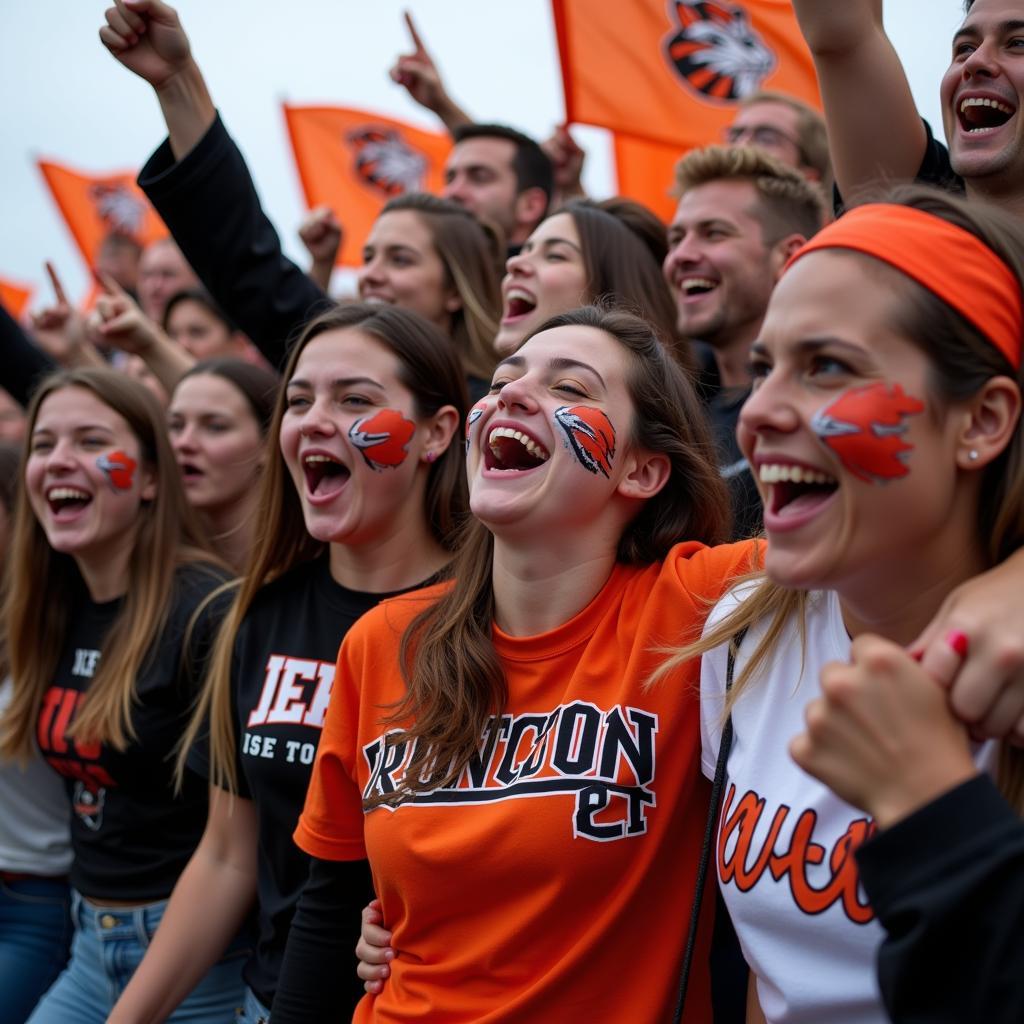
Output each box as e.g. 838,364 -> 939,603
189,555 -> 427,1008
694,343 -> 762,540
37,563 -> 229,901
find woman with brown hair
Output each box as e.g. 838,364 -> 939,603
271,304 -> 752,1022
494,199 -> 691,366
688,186 -> 1024,1023
106,303 -> 468,1024
0,368 -> 245,1022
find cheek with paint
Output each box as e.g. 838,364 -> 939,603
96,450 -> 138,492
347,409 -> 416,471
553,406 -> 617,478
465,401 -> 487,455
810,381 -> 925,484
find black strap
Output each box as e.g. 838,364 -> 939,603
673,626 -> 747,1024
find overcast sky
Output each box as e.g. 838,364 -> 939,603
1,1 -> 964,305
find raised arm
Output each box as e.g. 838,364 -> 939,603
790,0 -> 928,199
100,0 -> 330,367
388,11 -> 473,135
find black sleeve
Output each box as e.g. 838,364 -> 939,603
137,114 -> 334,369
856,774 -> 1024,1024
1,304 -> 56,407
271,855 -> 375,1022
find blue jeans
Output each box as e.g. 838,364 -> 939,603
235,986 -> 272,1023
0,876 -> 73,1024
26,890 -> 247,1024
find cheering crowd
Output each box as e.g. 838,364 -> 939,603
2,0 -> 1024,1022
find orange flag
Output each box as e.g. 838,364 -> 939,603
611,133 -> 685,223
282,104 -> 452,267
0,277 -> 34,320
37,160 -> 166,272
553,0 -> 821,149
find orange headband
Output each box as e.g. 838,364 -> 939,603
786,204 -> 1022,369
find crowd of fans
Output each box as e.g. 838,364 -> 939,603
2,1 -> 1023,1022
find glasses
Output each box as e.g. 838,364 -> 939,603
724,124 -> 804,157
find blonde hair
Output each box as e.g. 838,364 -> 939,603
0,369 -> 217,760
672,144 -> 826,244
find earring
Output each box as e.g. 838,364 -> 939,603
424,451 -> 438,464
968,449 -> 980,462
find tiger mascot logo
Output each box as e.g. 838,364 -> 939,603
663,0 -> 776,102
88,182 -> 147,236
346,127 -> 428,197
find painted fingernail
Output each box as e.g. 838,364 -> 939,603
946,630 -> 969,658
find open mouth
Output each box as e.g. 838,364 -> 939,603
179,462 -> 204,481
47,486 -> 92,517
361,294 -> 393,306
680,277 -> 718,299
302,453 -> 351,496
503,289 -> 537,322
485,427 -> 550,472
759,463 -> 837,516
958,96 -> 1016,134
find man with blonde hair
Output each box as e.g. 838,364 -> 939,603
664,145 -> 826,538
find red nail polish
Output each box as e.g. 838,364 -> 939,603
946,630 -> 969,658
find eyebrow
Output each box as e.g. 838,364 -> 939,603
953,18 -> 1024,44
750,336 -> 867,358
32,422 -> 115,436
494,355 -> 606,388
286,376 -> 386,390
539,236 -> 582,251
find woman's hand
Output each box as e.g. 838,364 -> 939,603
355,899 -> 394,995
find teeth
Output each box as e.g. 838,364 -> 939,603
362,295 -> 391,305
47,487 -> 90,501
960,96 -> 1014,116
487,427 -> 550,461
303,454 -> 339,465
758,464 -> 834,485
505,287 -> 535,304
682,277 -> 716,294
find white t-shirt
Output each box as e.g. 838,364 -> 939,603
701,587 -> 994,1024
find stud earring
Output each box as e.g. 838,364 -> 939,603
968,449 -> 980,461
424,451 -> 438,464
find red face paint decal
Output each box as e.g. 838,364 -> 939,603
554,406 -> 616,477
811,382 -> 925,484
96,450 -> 137,491
348,409 -> 416,471
465,401 -> 487,454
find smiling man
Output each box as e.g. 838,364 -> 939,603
793,0 -> 1024,217
664,146 -> 826,537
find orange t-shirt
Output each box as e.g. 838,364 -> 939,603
295,540 -> 756,1023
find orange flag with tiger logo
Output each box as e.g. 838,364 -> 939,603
552,0 -> 822,215
282,105 -> 451,268
37,160 -> 167,272
0,276 -> 34,320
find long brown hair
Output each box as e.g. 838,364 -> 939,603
0,369 -> 215,760
674,186 -> 1024,812
381,193 -> 503,383
562,198 -> 695,369
370,305 -> 730,804
184,303 -> 471,792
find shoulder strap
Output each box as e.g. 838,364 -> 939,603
672,626 -> 747,1024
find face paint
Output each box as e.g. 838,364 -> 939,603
96,450 -> 137,491
348,408 -> 416,471
553,406 -> 616,477
465,401 -> 487,454
811,382 -> 925,484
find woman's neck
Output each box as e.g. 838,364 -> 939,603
839,539 -> 988,647
201,494 -> 258,573
491,538 -> 619,637
329,517 -> 450,594
75,544 -> 133,603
